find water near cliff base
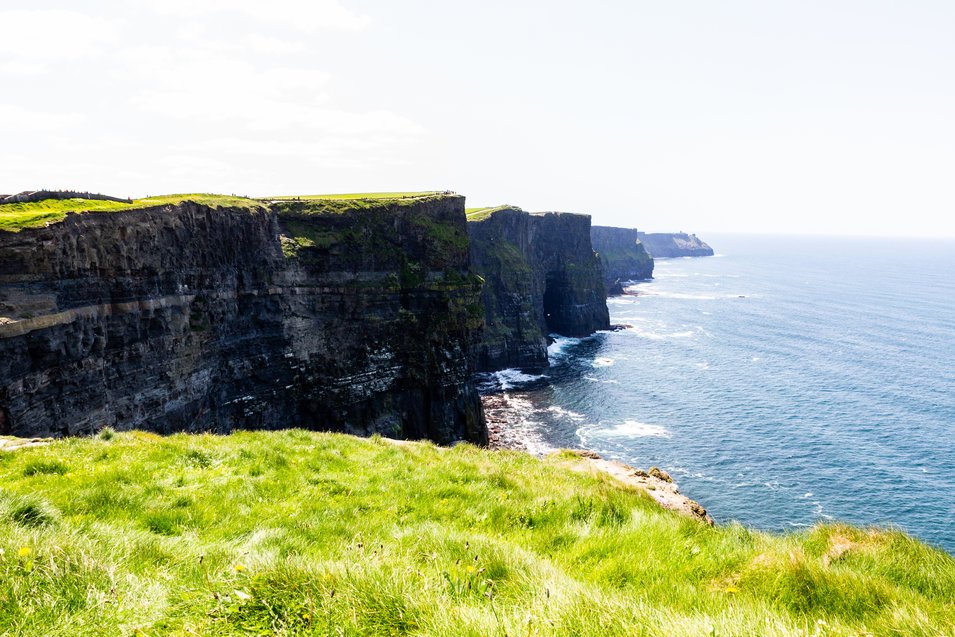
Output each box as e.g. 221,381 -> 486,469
482,234 -> 955,553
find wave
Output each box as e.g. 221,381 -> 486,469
583,375 -> 620,384
592,357 -> 615,368
477,369 -> 548,391
622,326 -> 697,341
547,335 -> 581,358
584,420 -> 673,439
546,405 -> 586,422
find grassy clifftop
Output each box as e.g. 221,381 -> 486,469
1,431 -> 952,636
0,192 -> 449,232
0,195 -> 264,232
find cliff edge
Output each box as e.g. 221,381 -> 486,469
468,207 -> 610,372
590,225 -> 654,294
0,194 -> 486,444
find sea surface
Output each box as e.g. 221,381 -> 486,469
481,234 -> 955,553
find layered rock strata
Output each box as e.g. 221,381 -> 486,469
0,195 -> 486,444
468,208 -> 610,372
590,225 -> 654,294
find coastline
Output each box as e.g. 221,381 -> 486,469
482,393 -> 714,525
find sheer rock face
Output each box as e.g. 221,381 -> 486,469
638,232 -> 714,258
468,208 -> 610,373
590,226 -> 655,295
0,196 -> 487,445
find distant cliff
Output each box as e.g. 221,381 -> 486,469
590,226 -> 654,294
0,194 -> 486,444
638,232 -> 714,258
468,208 -> 610,372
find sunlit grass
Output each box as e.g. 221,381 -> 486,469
0,430 -> 952,635
270,192 -> 442,201
0,194 -> 263,232
466,205 -> 519,221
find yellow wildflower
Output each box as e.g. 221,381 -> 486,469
18,547 -> 32,558
233,563 -> 246,573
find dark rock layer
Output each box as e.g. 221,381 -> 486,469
0,196 -> 487,445
468,208 -> 610,372
590,226 -> 654,295
638,232 -> 714,258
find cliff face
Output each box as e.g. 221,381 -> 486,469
468,208 -> 610,372
638,232 -> 714,258
590,226 -> 654,294
0,195 -> 486,445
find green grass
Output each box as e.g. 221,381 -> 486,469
0,431 -> 952,636
269,192 -> 443,201
0,195 -> 263,232
465,205 -> 519,222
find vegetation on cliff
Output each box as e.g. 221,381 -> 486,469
465,205 -> 518,221
0,194 -> 263,232
1,431 -> 952,636
0,192 -> 447,233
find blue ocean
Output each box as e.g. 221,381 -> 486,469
483,234 -> 955,553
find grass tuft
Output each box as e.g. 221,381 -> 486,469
0,430 -> 951,635
22,458 -> 69,476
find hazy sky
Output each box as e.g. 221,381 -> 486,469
2,1 -> 954,236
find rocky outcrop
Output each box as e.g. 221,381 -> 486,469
468,208 -> 610,372
638,232 -> 714,258
0,195 -> 486,445
590,226 -> 654,294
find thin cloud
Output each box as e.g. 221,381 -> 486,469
139,0 -> 371,32
0,9 -> 119,63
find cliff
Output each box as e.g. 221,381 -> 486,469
638,232 -> 714,257
468,207 -> 610,372
0,194 -> 486,445
590,225 -> 654,294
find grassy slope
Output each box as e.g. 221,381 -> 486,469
281,192 -> 442,201
0,193 -> 447,232
0,195 -> 263,232
1,431 -> 952,636
465,205 -> 519,222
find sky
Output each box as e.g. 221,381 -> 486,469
2,0 -> 954,236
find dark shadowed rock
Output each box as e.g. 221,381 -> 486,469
467,207 -> 610,372
590,226 -> 654,295
0,195 -> 486,445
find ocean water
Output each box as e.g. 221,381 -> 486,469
482,234 -> 955,553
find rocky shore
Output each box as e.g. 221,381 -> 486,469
482,393 -> 713,525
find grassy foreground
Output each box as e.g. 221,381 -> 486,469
0,195 -> 262,232
0,431 -> 952,636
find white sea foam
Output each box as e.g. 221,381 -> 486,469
592,357 -> 615,368
546,406 -> 586,422
583,375 -> 620,385
481,368 -> 547,391
597,421 -> 673,438
624,326 -> 696,341
547,335 -> 580,358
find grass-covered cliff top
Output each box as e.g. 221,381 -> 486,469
270,192 -> 460,218
0,192 -> 458,232
271,192 -> 443,201
1,431 -> 952,636
465,205 -> 522,221
0,194 -> 263,232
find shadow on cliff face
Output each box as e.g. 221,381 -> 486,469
543,271 -> 567,334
